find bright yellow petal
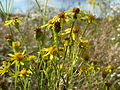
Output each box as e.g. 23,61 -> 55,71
2,61 -> 7,66
8,53 -> 14,57
41,48 -> 49,52
11,61 -> 16,65
59,28 -> 71,36
20,62 -> 24,65
27,70 -> 32,74
4,20 -> 13,26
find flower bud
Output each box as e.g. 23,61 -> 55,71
83,52 -> 90,61
79,39 -> 89,48
90,60 -> 98,65
34,27 -> 41,33
48,20 -> 54,24
12,41 -> 20,48
105,82 -> 112,87
58,12 -> 65,18
34,27 -> 43,40
12,16 -> 19,20
54,21 -> 61,33
72,26 -> 79,33
73,8 -> 80,14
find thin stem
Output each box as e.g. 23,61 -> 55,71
43,0 -> 48,25
15,62 -> 20,90
17,28 -> 27,51
69,20 -> 76,41
15,63 -> 17,90
0,1 -> 5,13
24,78 -> 28,90
34,0 -> 43,17
53,31 -> 59,48
9,25 -> 14,41
63,19 -> 76,61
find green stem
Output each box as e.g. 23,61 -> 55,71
69,20 -> 76,41
15,62 -> 20,90
17,28 -> 27,51
63,19 -> 76,61
54,31 -> 59,48
43,0 -> 48,25
0,1 -> 5,13
9,25 -> 14,41
34,0 -> 43,17
24,78 -> 28,90
15,63 -> 17,90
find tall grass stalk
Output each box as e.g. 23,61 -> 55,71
0,0 -> 14,20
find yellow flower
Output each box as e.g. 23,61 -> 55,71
41,46 -> 58,55
0,61 -> 11,76
80,65 -> 87,72
28,55 -> 36,61
14,53 -> 25,61
48,20 -> 54,24
83,51 -> 90,61
40,10 -> 71,29
41,46 -> 64,55
4,16 -> 24,26
40,46 -> 64,60
72,26 -> 81,41
79,39 -> 89,48
58,47 -> 64,52
86,14 -> 96,23
58,12 -> 65,18
8,52 -> 26,65
12,41 -> 20,48
73,8 -> 80,14
59,28 -> 71,36
90,60 -> 98,65
19,69 -> 32,77
62,38 -> 69,46
81,14 -> 96,23
107,65 -> 115,70
105,65 -> 116,71
42,56 -> 49,61
87,0 -> 97,5
79,65 -> 88,76
72,26 -> 79,33
48,47 -> 57,55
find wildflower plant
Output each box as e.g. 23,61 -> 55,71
0,1 -> 119,89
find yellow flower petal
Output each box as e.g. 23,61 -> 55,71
8,53 -> 14,57
4,20 -> 13,26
